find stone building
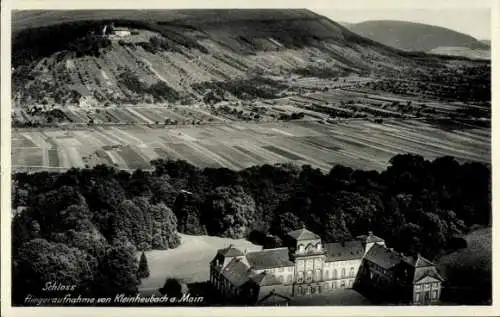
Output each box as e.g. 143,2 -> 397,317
209,227 -> 443,305
355,243 -> 444,304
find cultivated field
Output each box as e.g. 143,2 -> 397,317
137,234 -> 261,292
12,119 -> 490,173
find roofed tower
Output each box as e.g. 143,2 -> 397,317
411,254 -> 444,284
286,225 -> 325,257
211,244 -> 248,269
356,231 -> 386,255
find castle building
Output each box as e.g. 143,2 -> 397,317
356,243 -> 444,305
103,24 -> 131,37
113,27 -> 131,37
209,227 -> 444,305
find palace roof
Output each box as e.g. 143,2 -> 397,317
324,240 -> 364,262
365,244 -> 445,284
287,227 -> 320,241
411,255 -> 444,283
413,267 -> 444,283
364,243 -> 405,269
250,271 -> 282,286
221,258 -> 253,287
256,290 -> 291,305
217,245 -> 245,257
246,248 -> 293,269
357,231 -> 385,244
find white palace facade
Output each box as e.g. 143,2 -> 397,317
209,227 -> 444,305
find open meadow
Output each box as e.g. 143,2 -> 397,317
12,119 -> 490,173
136,234 -> 261,292
437,228 -> 492,304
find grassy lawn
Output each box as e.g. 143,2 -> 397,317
437,227 -> 492,304
137,234 -> 261,292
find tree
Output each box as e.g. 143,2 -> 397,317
13,239 -> 96,304
50,228 -> 108,258
149,202 -> 181,249
159,278 -> 184,298
127,169 -> 152,197
87,177 -> 126,212
321,210 -> 351,242
113,199 -> 148,248
137,252 -> 150,279
203,185 -> 257,238
149,175 -> 178,207
174,193 -> 206,235
271,211 -> 303,237
93,240 -> 139,297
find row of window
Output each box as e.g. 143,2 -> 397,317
296,279 -> 354,295
415,290 -> 439,302
415,282 -> 440,291
276,275 -> 293,284
297,285 -> 322,295
297,243 -> 322,252
266,267 -> 293,274
324,267 -> 356,279
278,267 -> 294,273
297,267 -> 356,278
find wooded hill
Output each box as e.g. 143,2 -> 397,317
346,20 -> 489,52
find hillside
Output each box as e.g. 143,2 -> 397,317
10,9 -> 491,174
480,39 -> 491,47
13,9 -> 489,114
346,20 -> 489,53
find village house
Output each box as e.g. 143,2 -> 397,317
209,227 -> 443,305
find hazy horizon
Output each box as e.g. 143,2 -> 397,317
315,8 -> 491,40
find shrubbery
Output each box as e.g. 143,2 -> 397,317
192,77 -> 288,100
117,69 -> 179,102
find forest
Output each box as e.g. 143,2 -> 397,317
12,19 -> 207,68
11,154 -> 490,305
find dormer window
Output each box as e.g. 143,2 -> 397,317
298,244 -> 304,252
316,243 -> 322,250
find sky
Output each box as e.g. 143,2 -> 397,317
315,8 -> 491,40
311,0 -> 491,40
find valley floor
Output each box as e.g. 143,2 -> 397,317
11,119 -> 490,173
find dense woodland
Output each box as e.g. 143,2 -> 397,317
11,154 -> 490,305
12,19 -> 206,68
